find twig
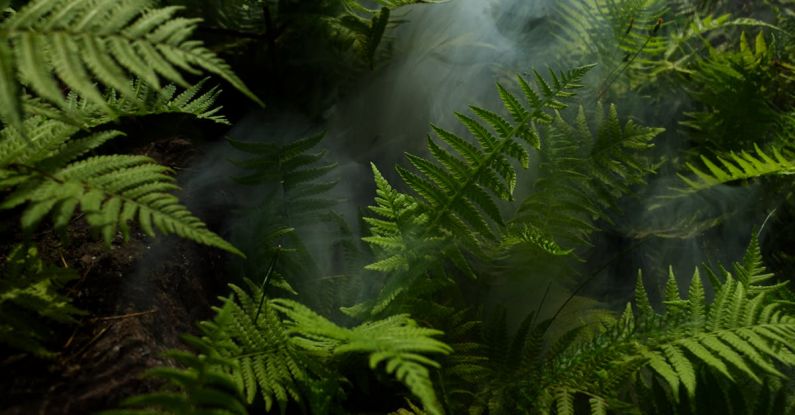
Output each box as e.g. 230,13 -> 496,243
89,308 -> 158,322
64,325 -> 111,362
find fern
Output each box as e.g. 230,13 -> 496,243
680,31 -> 794,153
553,0 -> 781,96
179,0 -> 441,70
675,145 -> 795,194
361,65 -> 594,314
24,78 -> 231,128
0,114 -> 242,255
207,281 -> 309,412
530,253 -> 795,414
0,244 -> 83,357
102,315 -> 247,415
227,132 -> 354,312
0,0 -> 261,130
334,0 -> 446,66
143,278 -> 451,414
271,297 -> 452,415
514,103 -> 662,250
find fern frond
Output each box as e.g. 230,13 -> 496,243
101,310 -> 247,415
705,234 -> 789,297
271,298 -> 452,415
0,244 -> 83,357
534,262 -> 795,414
207,283 -> 308,412
404,65 -> 593,240
228,132 -> 337,218
227,131 -> 350,310
514,104 -> 661,249
361,65 -> 594,314
24,78 -> 230,128
680,31 -> 792,152
676,145 -> 795,194
0,115 -> 241,255
553,1 -> 780,94
0,0 -> 261,127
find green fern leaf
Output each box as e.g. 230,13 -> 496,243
0,115 -> 241,255
533,258 -> 795,414
361,66 -> 595,314
515,104 -> 661,249
675,145 -> 795,195
0,0 -> 261,128
271,298 -> 451,415
101,311 -> 248,415
0,244 -> 83,357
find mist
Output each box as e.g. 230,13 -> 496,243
139,0 -> 765,323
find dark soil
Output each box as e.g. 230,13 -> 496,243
0,136 -> 229,415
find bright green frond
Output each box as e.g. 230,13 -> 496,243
0,0 -> 261,127
0,115 -> 241,255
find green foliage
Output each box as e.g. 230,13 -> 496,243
554,0 -> 780,95
681,31 -> 795,152
0,244 -> 83,357
229,132 -> 337,215
430,237 -> 795,415
514,103 -> 662,250
675,145 -> 795,195
0,113 -> 242,255
101,314 -> 248,415
117,278 -> 451,414
272,297 -> 452,415
0,0 -> 261,131
227,131 -> 363,313
206,281 -> 308,413
361,65 -> 595,314
524,246 -> 795,414
24,78 -> 231,128
174,0 -> 442,69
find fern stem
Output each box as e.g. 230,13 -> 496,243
254,246 -> 281,322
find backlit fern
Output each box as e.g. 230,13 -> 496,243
361,65 -> 594,315
207,281 -> 309,413
526,241 -> 795,414
24,78 -> 231,128
134,278 -> 452,414
0,0 -> 261,130
0,112 -> 242,255
675,145 -> 795,195
272,297 -> 452,415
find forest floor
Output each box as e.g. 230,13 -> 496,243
0,137 -> 226,415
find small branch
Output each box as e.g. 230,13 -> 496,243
89,308 -> 158,322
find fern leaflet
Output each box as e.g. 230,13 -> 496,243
0,0 -> 261,129
676,145 -> 795,194
362,65 -> 594,314
271,297 -> 452,415
0,244 -> 83,357
0,115 -> 242,255
101,311 -> 247,415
